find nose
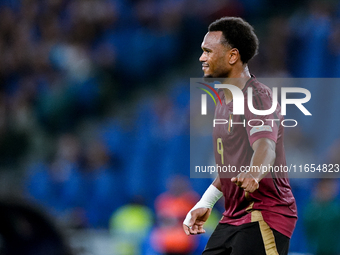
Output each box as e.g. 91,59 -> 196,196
199,52 -> 207,62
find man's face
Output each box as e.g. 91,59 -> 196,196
199,31 -> 230,78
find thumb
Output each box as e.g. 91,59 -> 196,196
183,211 -> 195,236
183,211 -> 195,228
188,211 -> 197,227
231,177 -> 237,182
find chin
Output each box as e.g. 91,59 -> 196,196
203,75 -> 214,82
203,74 -> 227,83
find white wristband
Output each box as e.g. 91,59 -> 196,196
183,185 -> 223,227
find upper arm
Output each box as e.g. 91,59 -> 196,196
245,89 -> 281,147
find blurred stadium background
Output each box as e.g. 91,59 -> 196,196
0,0 -> 340,254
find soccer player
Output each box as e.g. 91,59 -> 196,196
183,17 -> 297,255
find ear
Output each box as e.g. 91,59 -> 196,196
228,48 -> 239,65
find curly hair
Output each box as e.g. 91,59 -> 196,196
208,17 -> 259,64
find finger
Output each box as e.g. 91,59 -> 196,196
183,225 -> 191,236
242,181 -> 253,192
251,182 -> 259,192
188,216 -> 196,228
233,180 -> 243,188
189,224 -> 198,235
197,225 -> 206,234
240,180 -> 248,189
246,183 -> 258,193
246,179 -> 259,192
242,178 -> 254,189
232,177 -> 242,187
245,187 -> 253,193
238,176 -> 245,183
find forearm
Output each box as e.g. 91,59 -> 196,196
212,175 -> 222,191
191,182 -> 223,209
183,181 -> 223,226
249,141 -> 276,182
232,138 -> 277,192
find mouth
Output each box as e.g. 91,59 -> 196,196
202,65 -> 209,71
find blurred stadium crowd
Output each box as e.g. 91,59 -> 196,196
1,0 -> 340,254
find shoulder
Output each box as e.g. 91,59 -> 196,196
246,79 -> 273,100
244,79 -> 275,111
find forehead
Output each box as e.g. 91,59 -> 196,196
201,31 -> 224,48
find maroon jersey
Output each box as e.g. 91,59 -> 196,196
213,76 -> 297,238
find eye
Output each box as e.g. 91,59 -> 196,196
202,48 -> 211,54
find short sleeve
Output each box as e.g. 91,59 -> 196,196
244,90 -> 280,146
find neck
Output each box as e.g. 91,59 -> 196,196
223,65 -> 251,103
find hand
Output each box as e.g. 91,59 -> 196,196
231,172 -> 259,193
183,208 -> 212,236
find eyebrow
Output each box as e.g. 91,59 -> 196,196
202,46 -> 212,52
